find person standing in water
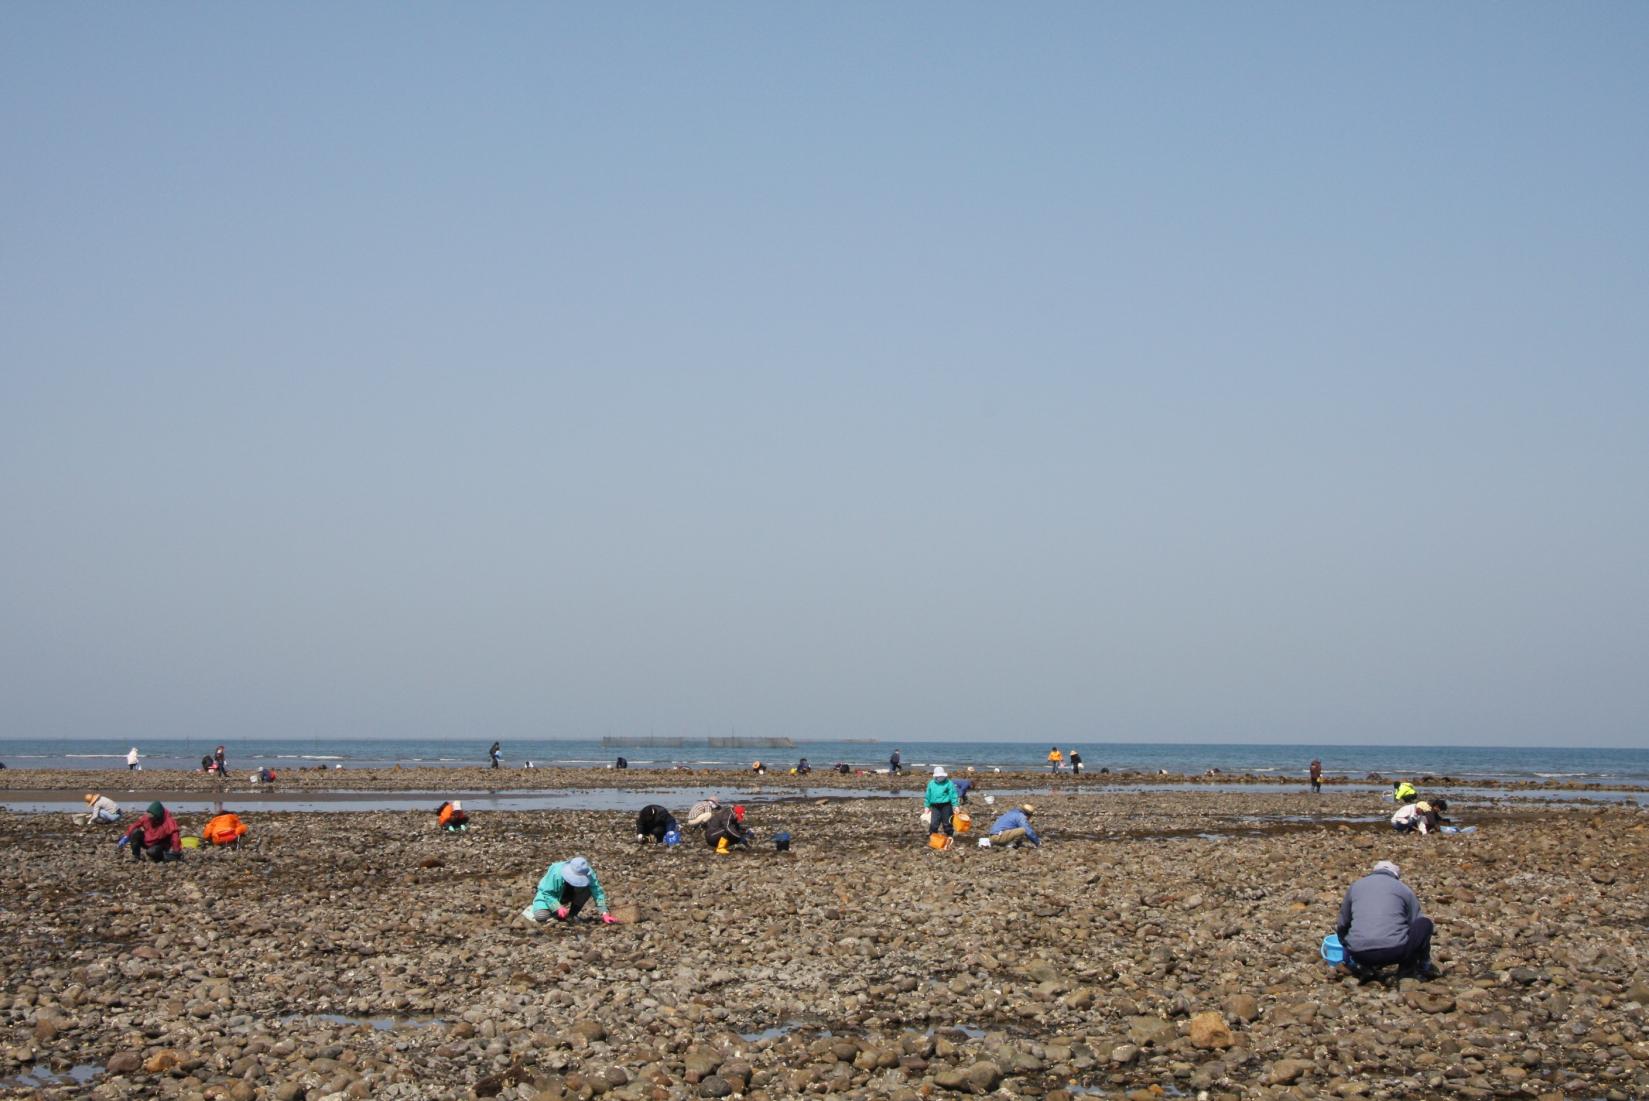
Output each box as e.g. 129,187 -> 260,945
1047,747 -> 1063,772
126,747 -> 140,771
889,749 -> 903,775
213,745 -> 228,776
1309,758 -> 1323,794
489,741 -> 502,769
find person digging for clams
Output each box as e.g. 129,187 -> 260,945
1335,860 -> 1438,980
118,801 -> 182,862
522,856 -> 615,925
984,803 -> 1042,848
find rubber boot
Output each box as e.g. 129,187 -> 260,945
716,837 -> 730,855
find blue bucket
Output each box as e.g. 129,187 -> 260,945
1320,933 -> 1347,965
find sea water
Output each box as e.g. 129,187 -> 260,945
2,737 -> 1646,786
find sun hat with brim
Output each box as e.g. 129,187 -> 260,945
1021,804 -> 1036,815
933,767 -> 947,779
562,857 -> 591,887
84,793 -> 99,804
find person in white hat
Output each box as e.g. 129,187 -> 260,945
924,767 -> 960,841
522,856 -> 615,925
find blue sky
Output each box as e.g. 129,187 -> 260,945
2,5 -> 1645,746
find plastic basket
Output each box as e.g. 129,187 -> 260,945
1320,933 -> 1346,965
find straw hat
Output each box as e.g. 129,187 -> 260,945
83,793 -> 99,804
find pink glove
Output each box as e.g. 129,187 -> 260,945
554,907 -> 570,920
600,913 -> 618,925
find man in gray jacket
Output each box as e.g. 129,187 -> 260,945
1336,860 -> 1437,978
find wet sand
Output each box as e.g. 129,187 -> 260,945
3,787 -> 1647,1100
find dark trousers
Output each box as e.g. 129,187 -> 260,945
132,843 -> 178,863
929,802 -> 954,836
1349,916 -> 1434,970
558,882 -> 592,920
1311,778 -> 1321,793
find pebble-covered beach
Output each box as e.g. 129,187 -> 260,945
3,776 -> 1647,1100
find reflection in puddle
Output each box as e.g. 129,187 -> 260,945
3,1064 -> 102,1088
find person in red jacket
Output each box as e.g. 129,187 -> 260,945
120,802 -> 182,862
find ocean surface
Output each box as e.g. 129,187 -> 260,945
1,737 -> 1645,786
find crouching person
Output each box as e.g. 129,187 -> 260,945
82,792 -> 121,826
437,800 -> 469,832
986,804 -> 1042,848
119,802 -> 182,862
202,811 -> 248,848
636,804 -> 678,843
522,856 -> 615,925
1336,860 -> 1438,979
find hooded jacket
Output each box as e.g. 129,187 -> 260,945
123,806 -> 182,852
1335,868 -> 1421,953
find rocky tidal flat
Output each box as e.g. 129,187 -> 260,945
3,789 -> 1647,1100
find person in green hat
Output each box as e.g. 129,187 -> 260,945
119,801 -> 182,862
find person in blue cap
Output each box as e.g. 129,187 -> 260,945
522,856 -> 616,925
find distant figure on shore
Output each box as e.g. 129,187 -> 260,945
889,749 -> 903,775
925,767 -> 959,840
1068,749 -> 1083,775
82,792 -> 121,825
953,777 -> 974,804
751,760 -> 766,774
202,811 -> 248,848
489,742 -> 502,769
706,804 -> 752,853
1047,747 -> 1063,772
614,756 -> 627,769
214,745 -> 228,775
834,762 -> 851,775
126,746 -> 140,771
1392,780 -> 1418,804
437,800 -> 469,832
522,856 -> 615,925
119,802 -> 182,862
635,804 -> 678,843
251,767 -> 277,784
984,803 -> 1041,848
1310,758 -> 1323,794
686,798 -> 720,828
1336,860 -> 1437,979
796,757 -> 811,775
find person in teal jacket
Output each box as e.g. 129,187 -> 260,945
521,856 -> 616,925
925,767 -> 960,838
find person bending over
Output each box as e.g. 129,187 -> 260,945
82,792 -> 121,826
120,802 -> 182,862
522,856 -> 614,925
987,804 -> 1042,848
1336,860 -> 1437,979
636,804 -> 678,843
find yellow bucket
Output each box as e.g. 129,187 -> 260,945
954,811 -> 971,833
180,836 -> 202,849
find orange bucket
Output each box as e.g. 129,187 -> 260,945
954,811 -> 971,833
928,833 -> 953,851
